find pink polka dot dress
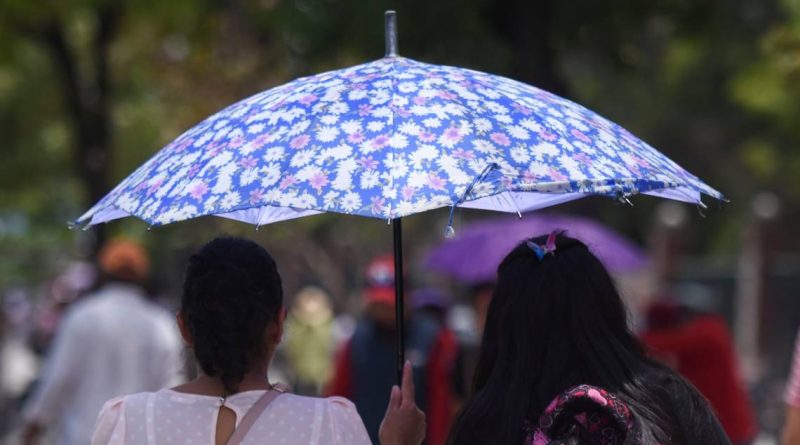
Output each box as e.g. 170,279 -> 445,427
90,389 -> 372,445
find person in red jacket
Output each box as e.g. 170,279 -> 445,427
641,300 -> 757,445
326,255 -> 457,445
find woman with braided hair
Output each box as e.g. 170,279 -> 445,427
91,237 -> 425,445
447,232 -> 731,445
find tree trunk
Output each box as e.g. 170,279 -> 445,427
38,6 -> 121,253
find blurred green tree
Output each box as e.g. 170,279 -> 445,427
0,0 -> 798,293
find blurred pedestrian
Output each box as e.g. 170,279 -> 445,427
450,282 -> 493,405
284,286 -> 336,395
29,262 -> 96,355
447,233 -> 730,445
326,255 -> 457,445
641,299 -> 757,445
21,239 -> 183,445
91,237 -> 424,445
410,287 -> 451,327
781,327 -> 800,445
0,299 -> 7,436
1,288 -> 38,438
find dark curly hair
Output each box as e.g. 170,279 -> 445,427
180,237 -> 283,394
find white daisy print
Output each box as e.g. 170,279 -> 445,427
340,191 -> 362,212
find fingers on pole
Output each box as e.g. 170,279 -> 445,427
387,385 -> 401,412
401,360 -> 415,406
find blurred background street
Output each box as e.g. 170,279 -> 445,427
2,0 -> 800,443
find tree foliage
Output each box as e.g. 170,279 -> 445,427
0,0 -> 798,292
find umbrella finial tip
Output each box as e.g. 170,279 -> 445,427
384,10 -> 398,57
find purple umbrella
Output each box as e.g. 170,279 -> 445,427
424,213 -> 647,284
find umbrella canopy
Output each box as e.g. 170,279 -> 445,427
76,50 -> 721,230
424,213 -> 648,285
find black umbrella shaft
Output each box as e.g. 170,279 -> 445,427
392,217 -> 405,385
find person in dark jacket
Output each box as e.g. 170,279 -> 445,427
327,255 -> 457,445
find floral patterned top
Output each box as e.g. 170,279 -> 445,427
525,385 -> 637,445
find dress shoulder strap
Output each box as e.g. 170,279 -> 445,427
225,383 -> 290,445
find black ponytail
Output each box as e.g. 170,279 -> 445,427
181,237 -> 283,394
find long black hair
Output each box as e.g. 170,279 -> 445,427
447,233 -> 728,445
180,237 -> 283,394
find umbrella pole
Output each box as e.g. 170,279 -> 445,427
392,217 -> 406,385
386,10 -> 404,385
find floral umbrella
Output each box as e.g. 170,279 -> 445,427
76,12 -> 722,382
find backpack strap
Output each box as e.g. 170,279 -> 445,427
225,383 -> 289,445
